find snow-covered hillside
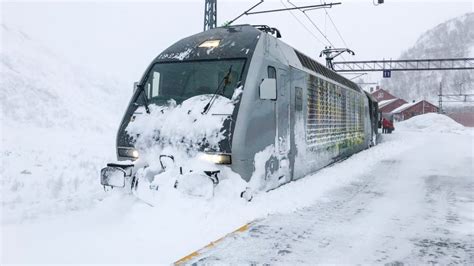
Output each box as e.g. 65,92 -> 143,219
0,24 -> 129,223
0,24 -> 128,130
381,13 -> 474,105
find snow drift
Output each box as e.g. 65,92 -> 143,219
1,24 -> 129,223
396,113 -> 466,133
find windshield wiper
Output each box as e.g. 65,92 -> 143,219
202,66 -> 233,115
136,84 -> 150,114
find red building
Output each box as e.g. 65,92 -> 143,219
392,100 -> 439,121
378,98 -> 408,113
371,88 -> 397,102
447,112 -> 474,127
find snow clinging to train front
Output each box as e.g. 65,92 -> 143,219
126,95 -> 233,152
124,89 -> 248,201
126,87 -> 243,156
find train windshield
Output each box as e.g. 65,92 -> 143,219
136,59 -> 245,105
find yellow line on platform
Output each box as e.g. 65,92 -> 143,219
174,222 -> 253,265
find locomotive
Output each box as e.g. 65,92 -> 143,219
100,25 -> 379,202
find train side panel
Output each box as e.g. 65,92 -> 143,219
289,67 -> 370,180
233,31 -> 374,189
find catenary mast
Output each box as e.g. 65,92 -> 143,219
204,0 -> 217,31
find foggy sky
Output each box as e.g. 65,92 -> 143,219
2,0 -> 473,86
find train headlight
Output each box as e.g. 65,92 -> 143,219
131,150 -> 139,159
199,39 -> 220,48
199,153 -> 231,165
118,147 -> 139,160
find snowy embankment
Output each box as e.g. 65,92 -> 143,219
1,24 -> 129,224
3,113 -> 471,264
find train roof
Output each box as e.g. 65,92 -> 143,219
364,90 -> 378,103
152,25 -> 361,92
293,49 -> 361,92
152,25 -> 261,63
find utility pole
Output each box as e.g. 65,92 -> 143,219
204,0 -> 217,31
438,82 -> 443,114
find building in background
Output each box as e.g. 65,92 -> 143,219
378,98 -> 408,113
370,87 -> 397,102
369,87 -> 450,123
392,100 -> 439,121
447,112 -> 474,127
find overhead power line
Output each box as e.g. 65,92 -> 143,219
319,0 -> 349,48
280,0 -> 325,46
287,0 -> 336,48
286,0 -> 348,62
228,1 -> 340,26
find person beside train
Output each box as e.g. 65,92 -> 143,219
382,117 -> 394,134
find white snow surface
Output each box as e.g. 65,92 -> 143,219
1,124 -> 116,224
127,95 -> 234,153
391,100 -> 421,114
194,126 -> 474,265
396,113 -> 467,133
3,111 -> 473,264
378,98 -> 398,108
124,91 -> 247,202
1,24 -> 129,226
0,24 -> 129,130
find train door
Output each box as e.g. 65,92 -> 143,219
276,67 -> 291,183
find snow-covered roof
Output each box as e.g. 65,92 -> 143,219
378,98 -> 398,108
391,100 -> 422,113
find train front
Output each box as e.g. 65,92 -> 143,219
100,25 -> 260,203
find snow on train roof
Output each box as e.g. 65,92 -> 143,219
150,24 -> 361,93
152,25 -> 261,63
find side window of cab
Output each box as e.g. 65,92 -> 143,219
268,66 -> 276,79
259,66 -> 277,100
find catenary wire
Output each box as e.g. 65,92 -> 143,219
320,0 -> 349,48
280,0 -> 326,46
287,0 -> 335,48
286,0 -> 347,62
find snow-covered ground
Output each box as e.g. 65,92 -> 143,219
191,115 -> 474,264
1,24 -> 128,225
2,111 -> 473,264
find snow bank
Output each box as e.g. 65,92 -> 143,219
397,113 -> 466,133
1,124 -> 116,224
1,24 -> 128,223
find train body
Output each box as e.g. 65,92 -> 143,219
100,25 -> 379,200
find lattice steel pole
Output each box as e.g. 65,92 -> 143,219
438,82 -> 443,114
204,0 -> 217,31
